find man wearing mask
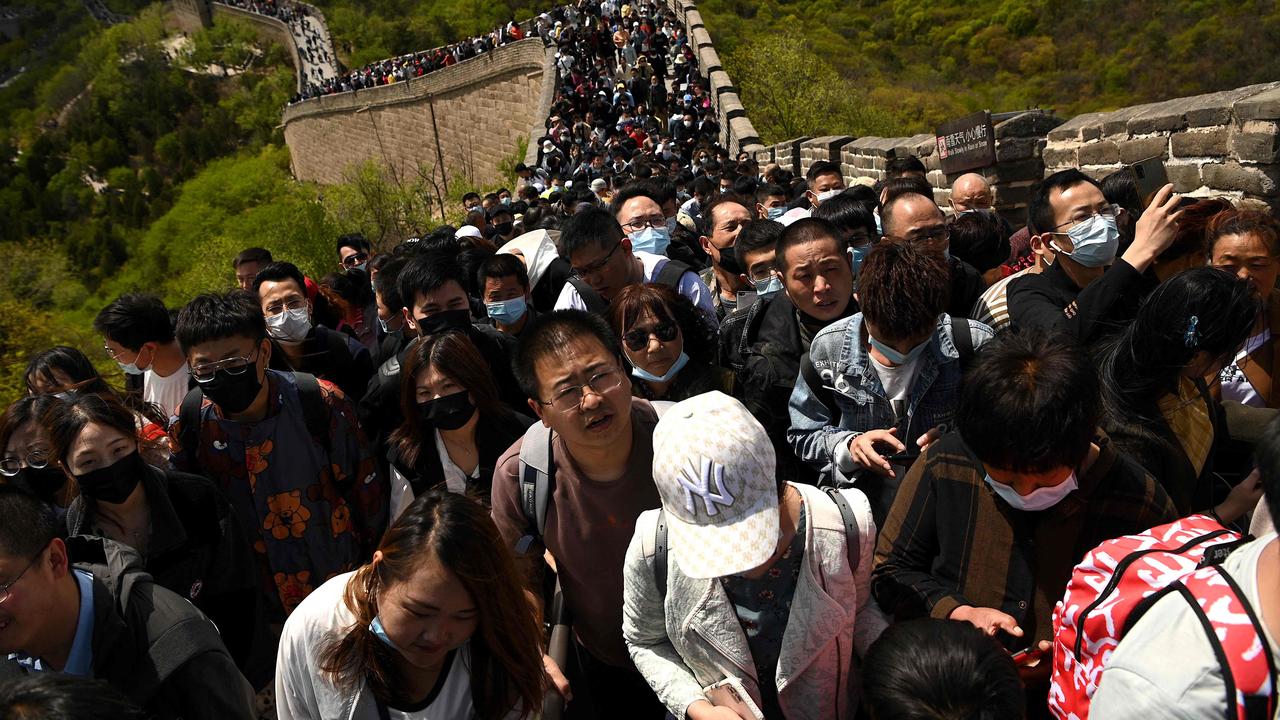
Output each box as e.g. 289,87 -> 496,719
253,262 -> 373,402
756,183 -> 789,222
696,196 -> 755,320
336,234 -> 371,273
479,253 -> 537,338
486,205 -> 518,244
805,160 -> 847,208
873,330 -> 1175,709
1007,169 -> 1182,344
611,180 -> 707,269
170,290 -> 388,623
95,294 -> 192,416
880,192 -> 985,320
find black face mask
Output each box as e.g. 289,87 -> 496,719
416,308 -> 472,337
75,450 -> 145,504
495,222 -> 515,236
717,244 -> 743,277
15,465 -> 68,502
418,391 -> 476,431
203,365 -> 264,415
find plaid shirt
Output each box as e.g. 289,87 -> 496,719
871,431 -> 1176,646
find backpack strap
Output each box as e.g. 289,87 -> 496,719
516,423 -> 555,556
292,372 -> 330,452
800,352 -> 841,422
655,258 -> 691,289
823,486 -> 861,572
654,509 -> 669,597
952,317 -> 974,364
568,276 -> 609,314
177,386 -> 205,463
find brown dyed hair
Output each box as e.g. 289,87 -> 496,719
319,491 -> 546,718
1163,198 -> 1235,261
1206,208 -> 1280,257
607,283 -> 715,366
390,331 -> 503,469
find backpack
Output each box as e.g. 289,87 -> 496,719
516,401 -> 673,555
567,258 -> 692,315
1049,513 -> 1277,720
178,371 -> 330,459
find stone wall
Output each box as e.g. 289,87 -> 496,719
207,4 -> 306,92
1044,83 -> 1280,208
282,38 -> 552,187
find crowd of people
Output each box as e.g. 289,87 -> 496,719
218,0 -> 338,93
4,0 -> 1280,719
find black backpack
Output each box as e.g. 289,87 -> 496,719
567,258 -> 692,314
178,372 -> 330,458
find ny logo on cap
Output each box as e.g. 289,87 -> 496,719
678,456 -> 735,517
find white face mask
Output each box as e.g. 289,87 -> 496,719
267,307 -> 312,343
984,472 -> 1078,512
815,188 -> 842,204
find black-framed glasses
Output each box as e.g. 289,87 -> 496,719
0,547 -> 45,604
623,321 -> 679,352
264,298 -> 307,316
340,252 -> 370,268
620,215 -> 666,233
1051,203 -> 1120,232
570,241 -> 623,278
886,226 -> 951,246
540,369 -> 624,412
191,348 -> 260,383
0,450 -> 51,477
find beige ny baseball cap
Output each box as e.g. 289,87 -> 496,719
652,391 -> 779,579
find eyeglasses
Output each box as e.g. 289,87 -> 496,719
570,241 -> 624,278
620,215 -> 666,233
623,321 -> 679,352
340,252 -> 369,268
886,226 -> 951,246
264,298 -> 307,316
191,348 -> 260,383
0,548 -> 45,605
0,450 -> 51,477
540,368 -> 624,412
1052,204 -> 1121,231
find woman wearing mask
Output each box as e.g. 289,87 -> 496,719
1100,267 -> 1268,520
276,491 -> 547,720
43,392 -> 269,685
1210,210 -> 1280,408
1,395 -> 75,514
609,283 -> 720,402
387,331 -> 533,518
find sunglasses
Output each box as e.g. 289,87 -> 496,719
624,321 -> 679,352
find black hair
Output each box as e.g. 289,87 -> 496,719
374,255 -> 408,312
812,194 -> 877,240
859,241 -> 950,342
336,233 -> 371,255
948,210 -> 1012,273
805,160 -> 842,185
731,174 -> 759,199
756,184 -> 787,204
486,205 -> 515,223
881,192 -> 944,239
863,618 -> 1024,720
250,261 -> 307,295
367,253 -> 393,276
0,672 -> 148,720
175,290 -> 267,353
462,192 -> 482,204
23,347 -> 112,397
689,176 -> 715,198
322,268 -> 374,309
1101,168 -> 1143,218
457,247 -> 495,298
607,181 -> 661,219
514,310 -> 620,400
232,247 -> 272,269
556,207 -> 624,259
882,176 -> 935,207
395,254 -> 469,315
735,219 -> 785,261
776,218 -> 847,273
477,253 -> 531,294
885,155 -> 927,178
843,183 -> 881,211
958,329 -> 1101,474
700,195 -> 754,237
1028,169 -> 1101,235
0,485 -> 59,558
1256,415 -> 1280,528
92,294 -> 174,351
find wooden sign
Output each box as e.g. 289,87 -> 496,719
935,111 -> 996,175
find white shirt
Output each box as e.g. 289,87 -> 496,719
869,353 -> 923,405
553,250 -> 719,329
1219,329 -> 1271,407
144,362 -> 191,417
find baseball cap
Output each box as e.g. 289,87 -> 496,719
455,225 -> 482,239
652,391 -> 779,579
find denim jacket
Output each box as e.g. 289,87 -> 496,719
787,313 -> 993,479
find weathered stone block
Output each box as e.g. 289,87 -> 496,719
995,111 -> 1064,139
1231,121 -> 1280,164
985,158 -> 1046,183
1078,141 -> 1120,166
1127,100 -> 1192,135
1042,144 -> 1079,169
1119,136 -> 1169,164
1236,86 -> 1280,121
1164,162 -> 1203,192
1171,128 -> 1230,157
1047,111 -> 1106,142
1202,162 -> 1280,196
996,137 -> 1040,162
1101,106 -> 1148,138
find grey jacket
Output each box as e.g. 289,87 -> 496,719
622,483 -> 886,719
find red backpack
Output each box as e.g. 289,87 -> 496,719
1049,514 -> 1278,720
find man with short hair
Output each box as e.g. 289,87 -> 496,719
479,253 -> 537,337
336,233 -> 371,272
552,207 -> 717,327
805,160 -> 846,208
1007,169 -> 1181,343
490,310 -> 666,719
461,191 -> 482,214
232,247 -> 272,290
0,488 -> 256,719
718,219 -> 785,376
252,262 -> 373,402
756,183 -> 789,221
696,195 -> 755,320
515,163 -> 548,193
881,192 -> 985,319
885,155 -> 927,180
487,205 -> 518,244
170,290 -> 387,621
94,294 -> 192,416
948,173 -> 994,213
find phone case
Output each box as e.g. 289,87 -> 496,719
703,677 -> 765,720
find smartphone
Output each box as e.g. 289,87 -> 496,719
1129,156 -> 1170,208
1011,645 -> 1049,666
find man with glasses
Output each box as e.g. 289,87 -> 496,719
0,486 -> 256,718
491,310 -> 667,718
93,294 -> 192,416
336,233 -> 371,272
169,290 -> 387,628
1008,169 -> 1182,343
881,192 -> 986,319
252,262 -> 373,403
553,207 -> 717,328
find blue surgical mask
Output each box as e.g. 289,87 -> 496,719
665,217 -> 678,237
849,245 -> 870,276
117,360 -> 144,376
869,335 -> 930,366
984,472 -> 1078,512
1053,214 -> 1119,268
754,275 -> 783,300
369,615 -> 399,650
630,226 -> 671,255
631,351 -> 689,383
486,296 -> 529,326
766,206 -> 786,221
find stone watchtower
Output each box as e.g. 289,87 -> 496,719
173,0 -> 212,30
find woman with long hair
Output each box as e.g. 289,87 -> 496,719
0,395 -> 75,513
1099,266 -> 1264,518
276,491 -> 547,720
608,283 -> 721,402
1209,210 -> 1280,408
387,331 -> 533,518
